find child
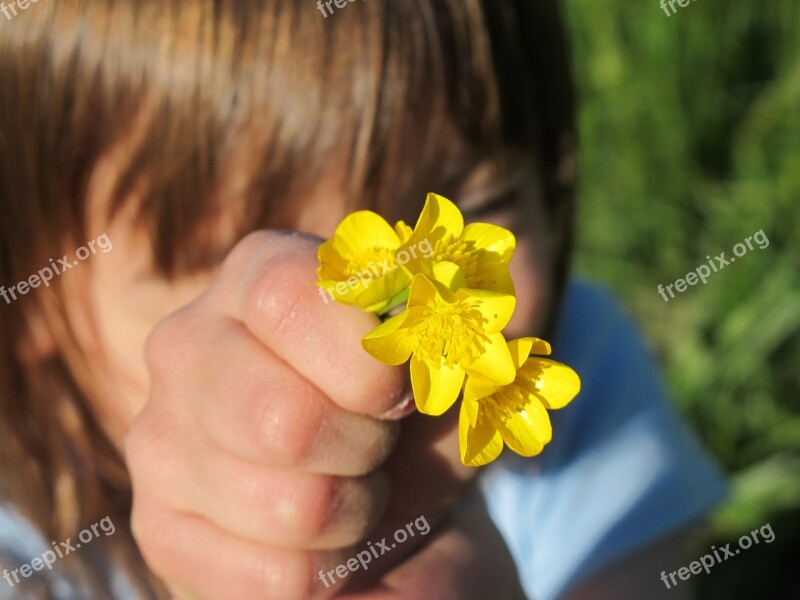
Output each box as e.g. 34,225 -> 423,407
0,1 -> 725,598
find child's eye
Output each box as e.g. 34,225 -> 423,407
460,192 -> 517,220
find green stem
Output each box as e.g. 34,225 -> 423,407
377,288 -> 410,319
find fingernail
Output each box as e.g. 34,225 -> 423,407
379,393 -> 416,421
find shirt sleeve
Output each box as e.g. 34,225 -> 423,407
0,502 -> 142,599
480,279 -> 729,600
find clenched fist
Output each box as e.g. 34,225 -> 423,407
125,231 -> 525,599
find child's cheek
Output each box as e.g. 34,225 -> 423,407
504,233 -> 547,338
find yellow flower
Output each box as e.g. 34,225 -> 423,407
362,265 -> 517,416
459,337 -> 581,467
319,192 -> 582,471
317,211 -> 414,313
399,193 -> 516,295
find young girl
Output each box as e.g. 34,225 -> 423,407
0,1 -> 725,598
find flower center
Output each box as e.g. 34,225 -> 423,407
411,300 -> 489,367
481,362 -> 542,423
432,237 -> 480,280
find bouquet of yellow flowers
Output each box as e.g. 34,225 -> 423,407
318,193 -> 580,467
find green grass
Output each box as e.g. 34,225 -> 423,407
564,1 -> 800,596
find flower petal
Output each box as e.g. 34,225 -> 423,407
528,337 -> 552,356
462,222 -> 516,257
394,220 -> 414,243
456,289 -> 516,333
413,193 -> 464,239
317,239 -> 354,280
432,261 -> 468,291
463,374 -> 501,405
497,395 -> 552,457
467,264 -> 516,296
461,223 -> 516,294
317,278 -> 363,304
331,211 -> 401,259
507,338 -> 535,369
506,337 -> 552,368
411,355 -> 465,416
462,389 -> 480,427
361,313 -> 414,365
520,358 -> 581,409
465,332 -> 516,386
459,399 -> 503,467
407,273 -> 441,308
399,195 -> 464,280
352,267 -> 412,313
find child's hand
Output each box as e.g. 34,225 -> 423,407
124,231 -> 482,599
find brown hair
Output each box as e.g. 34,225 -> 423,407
0,0 -> 575,594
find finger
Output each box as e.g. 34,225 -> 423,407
214,231 -> 407,416
127,406 -> 390,549
131,493 -> 341,600
171,314 -> 399,473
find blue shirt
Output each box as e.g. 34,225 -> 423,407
481,280 -> 728,600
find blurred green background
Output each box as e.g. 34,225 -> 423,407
564,0 -> 800,597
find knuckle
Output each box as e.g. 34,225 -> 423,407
361,421 -> 400,473
254,551 -> 313,600
276,475 -> 337,542
125,409 -> 182,498
245,256 -> 314,338
130,496 -> 174,568
342,365 -> 407,417
304,477 -> 339,540
144,313 -> 193,382
123,430 -> 144,484
124,411 -> 158,481
338,473 -> 390,545
254,382 -> 323,467
236,468 -> 281,517
332,420 -> 399,477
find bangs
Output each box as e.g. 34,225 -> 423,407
1,0 -> 567,278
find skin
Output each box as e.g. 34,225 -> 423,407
59,153 -> 691,598
59,159 -> 529,599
